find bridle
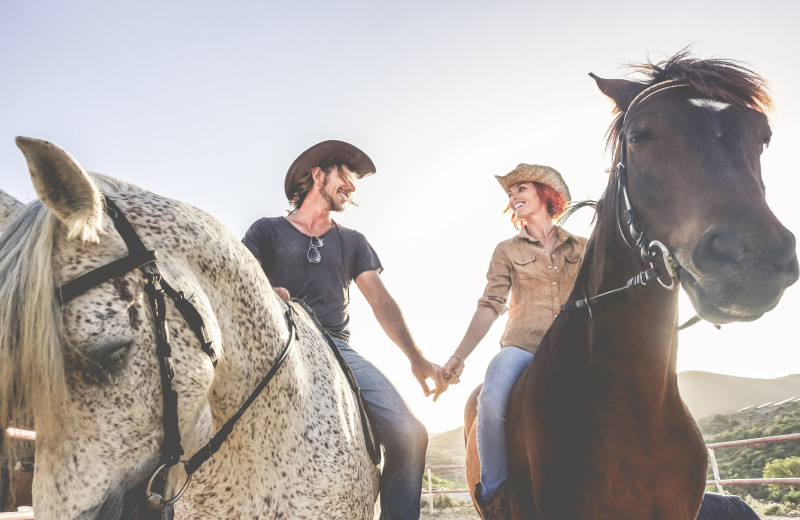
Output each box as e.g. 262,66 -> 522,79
561,80 -> 700,325
56,195 -> 300,517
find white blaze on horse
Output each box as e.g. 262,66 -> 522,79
0,137 -> 379,519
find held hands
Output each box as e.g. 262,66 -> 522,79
411,358 -> 449,402
442,355 -> 464,385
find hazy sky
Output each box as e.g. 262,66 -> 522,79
2,1 -> 798,433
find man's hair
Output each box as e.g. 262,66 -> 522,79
287,162 -> 348,212
504,181 -> 568,229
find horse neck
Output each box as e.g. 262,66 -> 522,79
576,197 -> 682,395
161,204 -> 290,415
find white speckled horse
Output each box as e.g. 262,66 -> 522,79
0,137 -> 379,519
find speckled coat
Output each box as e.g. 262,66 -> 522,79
0,138 -> 379,519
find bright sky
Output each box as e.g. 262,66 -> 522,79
1,1 -> 798,433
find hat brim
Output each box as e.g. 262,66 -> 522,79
495,164 -> 571,204
284,140 -> 376,199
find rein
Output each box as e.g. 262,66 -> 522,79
561,80 -> 711,330
55,195 -> 301,515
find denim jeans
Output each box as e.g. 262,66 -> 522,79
476,346 -> 534,501
332,338 -> 428,520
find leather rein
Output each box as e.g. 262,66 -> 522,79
561,80 -> 712,331
55,195 -> 378,517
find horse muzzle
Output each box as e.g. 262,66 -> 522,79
680,223 -> 799,323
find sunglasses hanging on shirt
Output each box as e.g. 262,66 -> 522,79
307,236 -> 324,263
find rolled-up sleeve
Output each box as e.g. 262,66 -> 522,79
477,243 -> 512,316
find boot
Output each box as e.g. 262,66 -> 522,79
474,481 -> 511,520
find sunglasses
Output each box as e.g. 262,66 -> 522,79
307,236 -> 324,263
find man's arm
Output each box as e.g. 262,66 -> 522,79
355,269 -> 448,401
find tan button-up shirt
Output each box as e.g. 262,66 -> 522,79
477,226 -> 587,354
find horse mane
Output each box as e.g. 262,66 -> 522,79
0,173 -> 148,447
559,199 -> 598,227
604,49 -> 773,153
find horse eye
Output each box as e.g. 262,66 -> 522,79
85,340 -> 133,383
628,130 -> 652,144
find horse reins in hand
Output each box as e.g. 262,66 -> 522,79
561,80 -> 717,330
55,195 -> 301,515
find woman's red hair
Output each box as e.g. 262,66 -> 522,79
504,182 -> 568,229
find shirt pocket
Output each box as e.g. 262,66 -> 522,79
512,253 -> 538,280
563,253 -> 581,279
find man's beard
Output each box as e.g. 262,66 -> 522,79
321,178 -> 347,212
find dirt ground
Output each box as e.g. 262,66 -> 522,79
422,506 -> 479,519
420,506 -> 799,519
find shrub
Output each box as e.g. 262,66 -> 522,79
763,457 -> 800,505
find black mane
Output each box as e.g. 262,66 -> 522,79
606,49 -> 772,151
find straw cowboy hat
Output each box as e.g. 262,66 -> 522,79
495,163 -> 571,204
284,140 -> 376,199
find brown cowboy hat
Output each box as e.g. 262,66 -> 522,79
284,140 -> 376,199
495,163 -> 571,204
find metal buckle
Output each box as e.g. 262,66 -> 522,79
144,459 -> 192,509
648,240 -> 677,290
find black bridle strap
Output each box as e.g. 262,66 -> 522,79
184,302 -> 297,475
161,279 -> 217,366
143,270 -> 183,467
57,250 -> 157,304
561,267 -> 662,313
104,197 -> 149,254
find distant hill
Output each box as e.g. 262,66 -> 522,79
678,371 -> 800,418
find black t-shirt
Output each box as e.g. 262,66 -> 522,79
242,217 -> 383,340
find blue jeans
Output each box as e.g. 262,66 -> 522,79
333,338 -> 428,520
477,346 -> 534,501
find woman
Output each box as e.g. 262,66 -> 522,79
443,163 -> 587,506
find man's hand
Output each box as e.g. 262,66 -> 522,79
411,359 -> 449,402
274,287 -> 291,302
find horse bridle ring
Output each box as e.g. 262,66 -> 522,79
144,459 -> 192,509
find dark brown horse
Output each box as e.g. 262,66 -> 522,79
464,52 -> 799,519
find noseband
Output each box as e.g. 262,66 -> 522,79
562,80 -> 693,319
56,195 -> 298,516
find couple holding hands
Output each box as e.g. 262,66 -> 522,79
242,140 -> 585,519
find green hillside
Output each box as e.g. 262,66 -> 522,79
702,400 -> 800,505
426,428 -> 469,489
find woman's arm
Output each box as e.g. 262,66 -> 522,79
443,305 -> 498,382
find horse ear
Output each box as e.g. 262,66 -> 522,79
15,137 -> 104,242
589,73 -> 646,113
0,189 -> 24,230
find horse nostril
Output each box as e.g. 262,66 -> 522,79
693,227 -> 747,272
710,235 -> 746,263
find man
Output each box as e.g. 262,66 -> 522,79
243,140 -> 447,520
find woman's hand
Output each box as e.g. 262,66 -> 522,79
443,355 -> 465,384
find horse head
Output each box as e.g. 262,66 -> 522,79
591,54 -> 798,324
1,138 -> 220,518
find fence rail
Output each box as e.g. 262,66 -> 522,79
706,432 -> 800,492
